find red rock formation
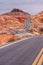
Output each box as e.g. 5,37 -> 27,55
0,33 -> 20,46
0,15 -> 24,31
31,11 -> 43,35
0,9 -> 31,32
0,9 -> 33,45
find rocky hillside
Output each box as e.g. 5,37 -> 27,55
0,33 -> 20,46
0,9 -> 31,31
0,9 -> 31,45
0,15 -> 24,31
31,11 -> 43,35
0,9 -> 43,45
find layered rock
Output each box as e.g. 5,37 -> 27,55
31,11 -> 43,35
0,33 -> 20,46
0,15 -> 24,31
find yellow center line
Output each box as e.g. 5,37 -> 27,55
37,55 -> 43,65
32,48 -> 43,65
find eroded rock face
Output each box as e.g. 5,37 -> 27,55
31,11 -> 43,35
0,33 -> 20,46
0,15 -> 26,32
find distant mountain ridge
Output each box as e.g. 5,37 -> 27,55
2,8 -> 30,18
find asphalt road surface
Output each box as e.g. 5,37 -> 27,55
0,36 -> 43,65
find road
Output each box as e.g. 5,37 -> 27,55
0,36 -> 43,65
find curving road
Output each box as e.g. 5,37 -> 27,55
0,36 -> 43,65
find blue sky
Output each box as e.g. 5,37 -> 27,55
0,0 -> 43,14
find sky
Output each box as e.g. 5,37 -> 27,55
0,0 -> 43,14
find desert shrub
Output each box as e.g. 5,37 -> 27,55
8,38 -> 15,42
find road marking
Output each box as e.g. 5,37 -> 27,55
0,36 -> 35,49
32,48 -> 43,65
37,55 -> 43,65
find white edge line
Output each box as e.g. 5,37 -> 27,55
0,36 -> 35,49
